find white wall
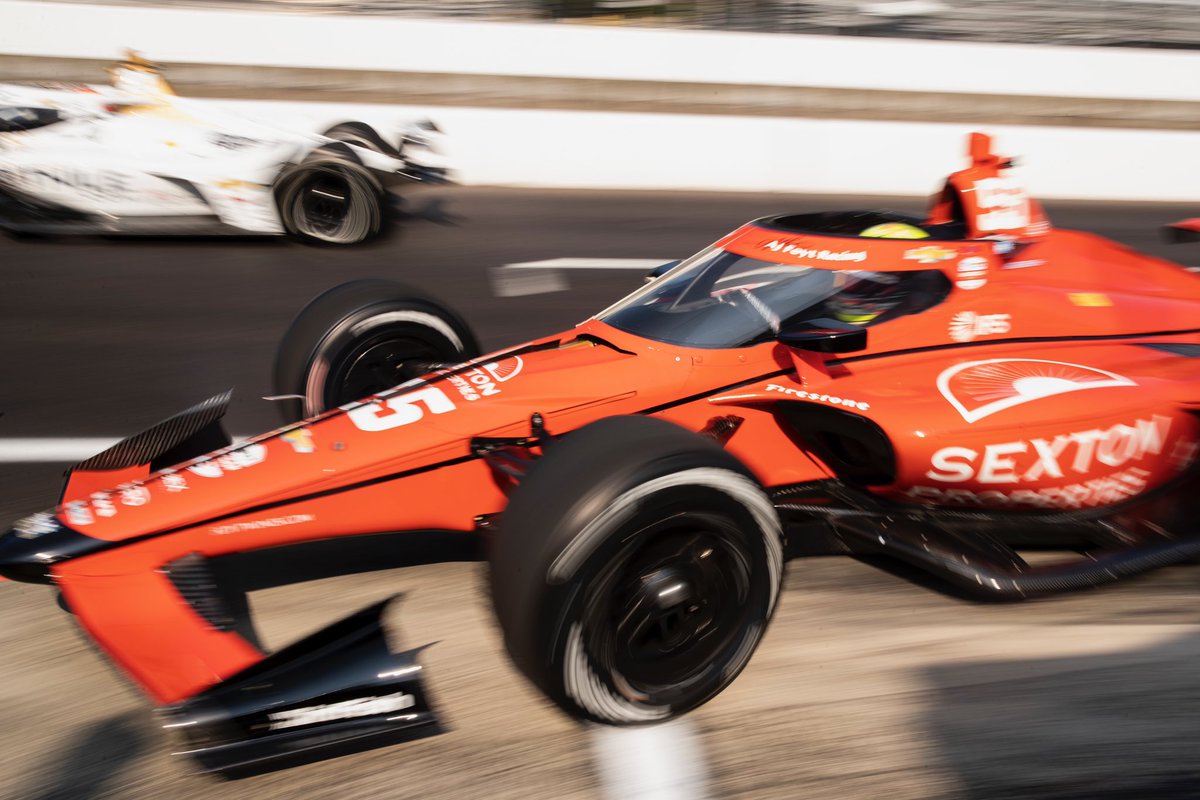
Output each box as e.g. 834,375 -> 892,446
225,99 -> 1200,201
3,1 -> 1199,199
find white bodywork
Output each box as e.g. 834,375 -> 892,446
0,61 -> 450,235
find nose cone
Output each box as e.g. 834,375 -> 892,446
0,512 -> 109,584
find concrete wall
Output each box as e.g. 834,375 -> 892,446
2,0 -> 1198,199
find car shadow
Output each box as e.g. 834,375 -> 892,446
923,626 -> 1200,799
392,194 -> 464,227
20,711 -> 150,800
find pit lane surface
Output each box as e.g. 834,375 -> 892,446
0,188 -> 1198,800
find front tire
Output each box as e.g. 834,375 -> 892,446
490,415 -> 783,725
275,159 -> 383,245
273,279 -> 480,423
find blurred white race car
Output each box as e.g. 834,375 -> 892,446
0,53 -> 451,244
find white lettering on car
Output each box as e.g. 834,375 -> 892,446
267,691 -> 416,730
764,383 -> 871,411
924,415 -> 1172,484
761,239 -> 867,263
955,256 -> 988,290
160,473 -> 189,493
210,514 -> 315,536
972,176 -> 1031,231
91,492 -> 118,518
908,466 -> 1152,509
348,386 -> 456,432
948,311 -> 1011,342
446,356 -> 524,402
188,443 -> 267,479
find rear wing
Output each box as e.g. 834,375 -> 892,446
926,132 -> 1050,242
106,50 -> 178,104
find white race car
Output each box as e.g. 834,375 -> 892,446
0,53 -> 451,244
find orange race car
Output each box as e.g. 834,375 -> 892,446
3,133 -> 1200,775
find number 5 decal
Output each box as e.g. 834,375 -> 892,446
347,386 -> 456,432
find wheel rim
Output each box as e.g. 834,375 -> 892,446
324,327 -> 451,409
295,169 -> 352,238
586,512 -> 754,699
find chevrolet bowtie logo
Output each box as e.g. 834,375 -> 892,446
903,245 -> 958,264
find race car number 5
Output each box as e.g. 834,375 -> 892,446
347,386 -> 455,432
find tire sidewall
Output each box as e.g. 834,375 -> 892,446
273,280 -> 480,424
276,160 -> 382,245
547,465 -> 780,724
302,301 -> 469,418
492,419 -> 783,726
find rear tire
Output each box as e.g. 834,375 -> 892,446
273,279 -> 480,423
275,159 -> 383,245
322,122 -> 400,158
490,415 -> 783,725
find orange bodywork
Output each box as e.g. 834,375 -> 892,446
15,133 -> 1200,704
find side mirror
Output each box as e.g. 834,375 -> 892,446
644,260 -> 680,283
777,318 -> 868,354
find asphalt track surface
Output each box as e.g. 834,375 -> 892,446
0,188 -> 1198,800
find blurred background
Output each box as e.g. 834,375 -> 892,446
19,0 -> 1200,47
0,1 -> 1198,798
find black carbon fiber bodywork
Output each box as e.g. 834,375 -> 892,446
72,389 -> 232,473
774,466 -> 1200,600
161,596 -> 438,776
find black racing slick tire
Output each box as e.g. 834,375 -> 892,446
490,415 -> 784,725
272,279 -> 480,423
322,122 -> 401,158
275,158 -> 384,245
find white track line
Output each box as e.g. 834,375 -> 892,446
0,438 -> 249,463
0,438 -> 125,463
503,258 -> 673,270
491,257 -> 674,297
588,718 -> 710,800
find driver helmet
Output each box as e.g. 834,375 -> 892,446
859,221 -> 930,239
827,222 -> 931,325
827,271 -> 909,325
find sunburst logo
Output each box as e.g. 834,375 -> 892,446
937,359 -> 1136,423
483,356 -> 523,383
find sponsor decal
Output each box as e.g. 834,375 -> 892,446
209,133 -> 259,151
161,473 -> 189,493
938,359 -> 1136,424
92,493 -> 117,518
64,501 -> 93,527
282,428 -> 315,454
904,245 -> 957,265
924,414 -> 1171,485
9,167 -> 130,201
761,238 -> 867,264
955,256 -> 988,290
188,443 -> 267,479
1067,292 -> 1113,308
907,466 -> 1151,509
764,383 -> 870,411
211,514 -> 315,536
948,311 -> 1011,342
446,356 -> 524,402
348,386 -> 455,432
14,512 -> 58,539
189,460 -> 223,479
1001,259 -> 1045,271
119,486 -> 150,507
267,691 -> 415,731
972,176 -> 1031,231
